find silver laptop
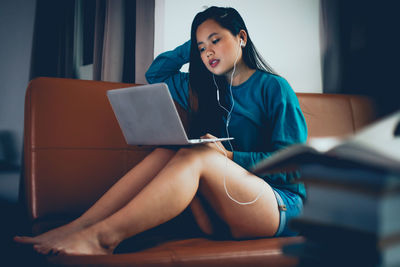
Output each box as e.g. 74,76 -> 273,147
107,83 -> 234,145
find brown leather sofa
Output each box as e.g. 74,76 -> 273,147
20,77 -> 376,266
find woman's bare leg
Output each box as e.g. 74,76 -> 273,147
14,148 -> 177,246
34,146 -> 280,255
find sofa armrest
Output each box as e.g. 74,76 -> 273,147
23,78 -> 157,225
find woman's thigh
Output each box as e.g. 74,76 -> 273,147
180,146 -> 280,239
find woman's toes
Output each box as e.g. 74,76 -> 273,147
33,244 -> 42,253
57,249 -> 67,255
50,246 -> 63,255
14,236 -> 36,244
43,246 -> 54,255
33,244 -> 50,255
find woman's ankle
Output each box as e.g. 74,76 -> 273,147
92,221 -> 122,252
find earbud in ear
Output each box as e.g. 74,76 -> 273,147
240,39 -> 245,47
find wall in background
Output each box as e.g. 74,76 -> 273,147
0,0 -> 36,202
154,0 -> 322,93
0,0 -> 36,167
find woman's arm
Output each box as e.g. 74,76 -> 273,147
233,77 -> 308,184
146,40 -> 190,83
146,41 -> 191,110
233,104 -> 307,170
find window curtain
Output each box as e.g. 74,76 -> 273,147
29,0 -> 75,79
319,0 -> 399,117
93,0 -> 129,82
134,0 -> 154,84
30,0 -> 154,84
319,0 -> 341,94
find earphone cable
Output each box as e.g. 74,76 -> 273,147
212,141 -> 265,205
212,40 -> 264,205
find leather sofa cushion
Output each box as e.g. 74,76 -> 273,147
47,236 -> 303,267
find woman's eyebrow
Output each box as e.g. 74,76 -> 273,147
197,33 -> 219,45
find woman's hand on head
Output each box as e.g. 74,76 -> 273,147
200,133 -> 233,159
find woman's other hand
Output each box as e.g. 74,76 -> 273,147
200,133 -> 233,160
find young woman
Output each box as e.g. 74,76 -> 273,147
14,6 -> 307,255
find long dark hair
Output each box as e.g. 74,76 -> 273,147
188,6 -> 276,138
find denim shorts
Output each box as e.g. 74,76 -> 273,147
272,188 -> 304,237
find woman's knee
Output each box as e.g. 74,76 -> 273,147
175,146 -> 215,162
152,147 -> 178,159
175,147 -> 204,161
154,147 -> 176,154
170,148 -> 200,168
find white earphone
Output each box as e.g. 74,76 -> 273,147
212,36 -> 265,205
216,38 -> 244,102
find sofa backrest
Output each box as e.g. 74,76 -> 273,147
23,77 -> 376,224
296,93 -> 375,137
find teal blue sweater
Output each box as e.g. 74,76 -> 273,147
146,41 -> 308,199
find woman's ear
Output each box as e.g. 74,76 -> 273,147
238,29 -> 248,47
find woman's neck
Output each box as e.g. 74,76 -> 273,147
225,61 -> 256,86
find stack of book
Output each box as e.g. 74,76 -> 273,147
252,111 -> 400,267
285,165 -> 400,267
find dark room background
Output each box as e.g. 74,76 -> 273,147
0,0 -> 399,263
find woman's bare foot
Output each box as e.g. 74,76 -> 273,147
31,223 -> 120,255
13,220 -> 85,247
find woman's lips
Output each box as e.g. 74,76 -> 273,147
209,59 -> 220,68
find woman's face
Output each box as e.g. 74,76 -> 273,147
196,19 -> 242,76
